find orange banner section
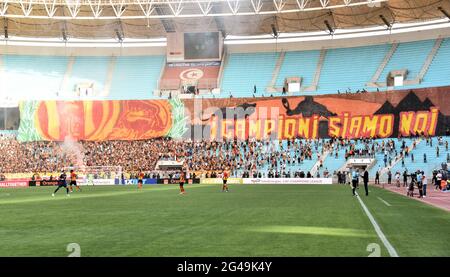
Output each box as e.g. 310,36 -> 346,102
202,92 -> 446,140
34,100 -> 172,141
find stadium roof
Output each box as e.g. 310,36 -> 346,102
0,0 -> 449,40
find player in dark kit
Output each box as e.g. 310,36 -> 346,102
69,170 -> 82,192
179,171 -> 186,195
52,171 -> 70,197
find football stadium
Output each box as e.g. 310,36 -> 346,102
0,0 -> 449,268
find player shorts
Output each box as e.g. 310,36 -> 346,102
70,181 -> 77,186
58,181 -> 67,187
179,182 -> 184,187
223,179 -> 227,185
138,179 -> 143,184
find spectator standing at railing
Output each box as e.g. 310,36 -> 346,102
435,172 -> 442,190
403,170 -> 408,187
422,172 -> 428,198
362,168 -> 369,196
375,170 -> 380,185
351,170 -> 359,196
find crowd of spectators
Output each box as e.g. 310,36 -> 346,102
0,134 -> 448,180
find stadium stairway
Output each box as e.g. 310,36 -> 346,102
378,40 -> 434,85
390,137 -> 450,175
267,51 -> 285,93
368,43 -> 398,86
418,38 -> 450,89
375,138 -> 420,181
320,147 -> 347,176
417,38 -> 443,82
310,148 -> 331,176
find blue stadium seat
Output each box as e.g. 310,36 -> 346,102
379,40 -> 434,83
275,50 -> 320,88
419,38 -> 450,88
221,52 -> 280,97
319,44 -> 389,93
109,56 -> 165,100
66,56 -> 110,95
2,55 -> 68,99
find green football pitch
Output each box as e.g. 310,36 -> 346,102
0,184 -> 449,257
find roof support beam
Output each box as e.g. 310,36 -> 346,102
343,0 -> 352,5
251,0 -> 263,14
197,0 -> 212,16
226,0 -> 240,15
110,0 -> 127,18
65,0 -> 81,18
296,0 -> 309,10
87,0 -> 103,18
320,0 -> 330,8
0,1 -> 8,17
273,0 -> 285,12
43,0 -> 58,18
167,0 -> 184,16
136,0 -> 155,17
0,0 -> 390,20
19,0 -> 33,17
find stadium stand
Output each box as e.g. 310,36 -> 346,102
378,40 -> 434,84
1,55 -> 68,100
220,39 -> 450,97
419,38 -> 450,88
390,137 -> 450,176
274,50 -> 321,90
109,56 -> 165,100
318,44 -> 390,93
2,39 -> 450,100
221,52 -> 280,97
64,56 -> 110,98
1,134 -> 448,181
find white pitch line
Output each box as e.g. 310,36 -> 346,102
377,197 -> 392,207
356,192 -> 399,257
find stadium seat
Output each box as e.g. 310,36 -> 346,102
109,56 -> 165,100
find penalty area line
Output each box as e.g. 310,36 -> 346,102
377,197 -> 392,207
356,192 -> 399,257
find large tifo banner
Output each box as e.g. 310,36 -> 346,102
17,88 -> 450,141
17,99 -> 185,141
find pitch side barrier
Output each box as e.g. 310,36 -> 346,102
243,178 -> 333,184
24,178 -> 202,186
115,178 -> 202,185
199,178 -> 333,185
0,180 -> 29,188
